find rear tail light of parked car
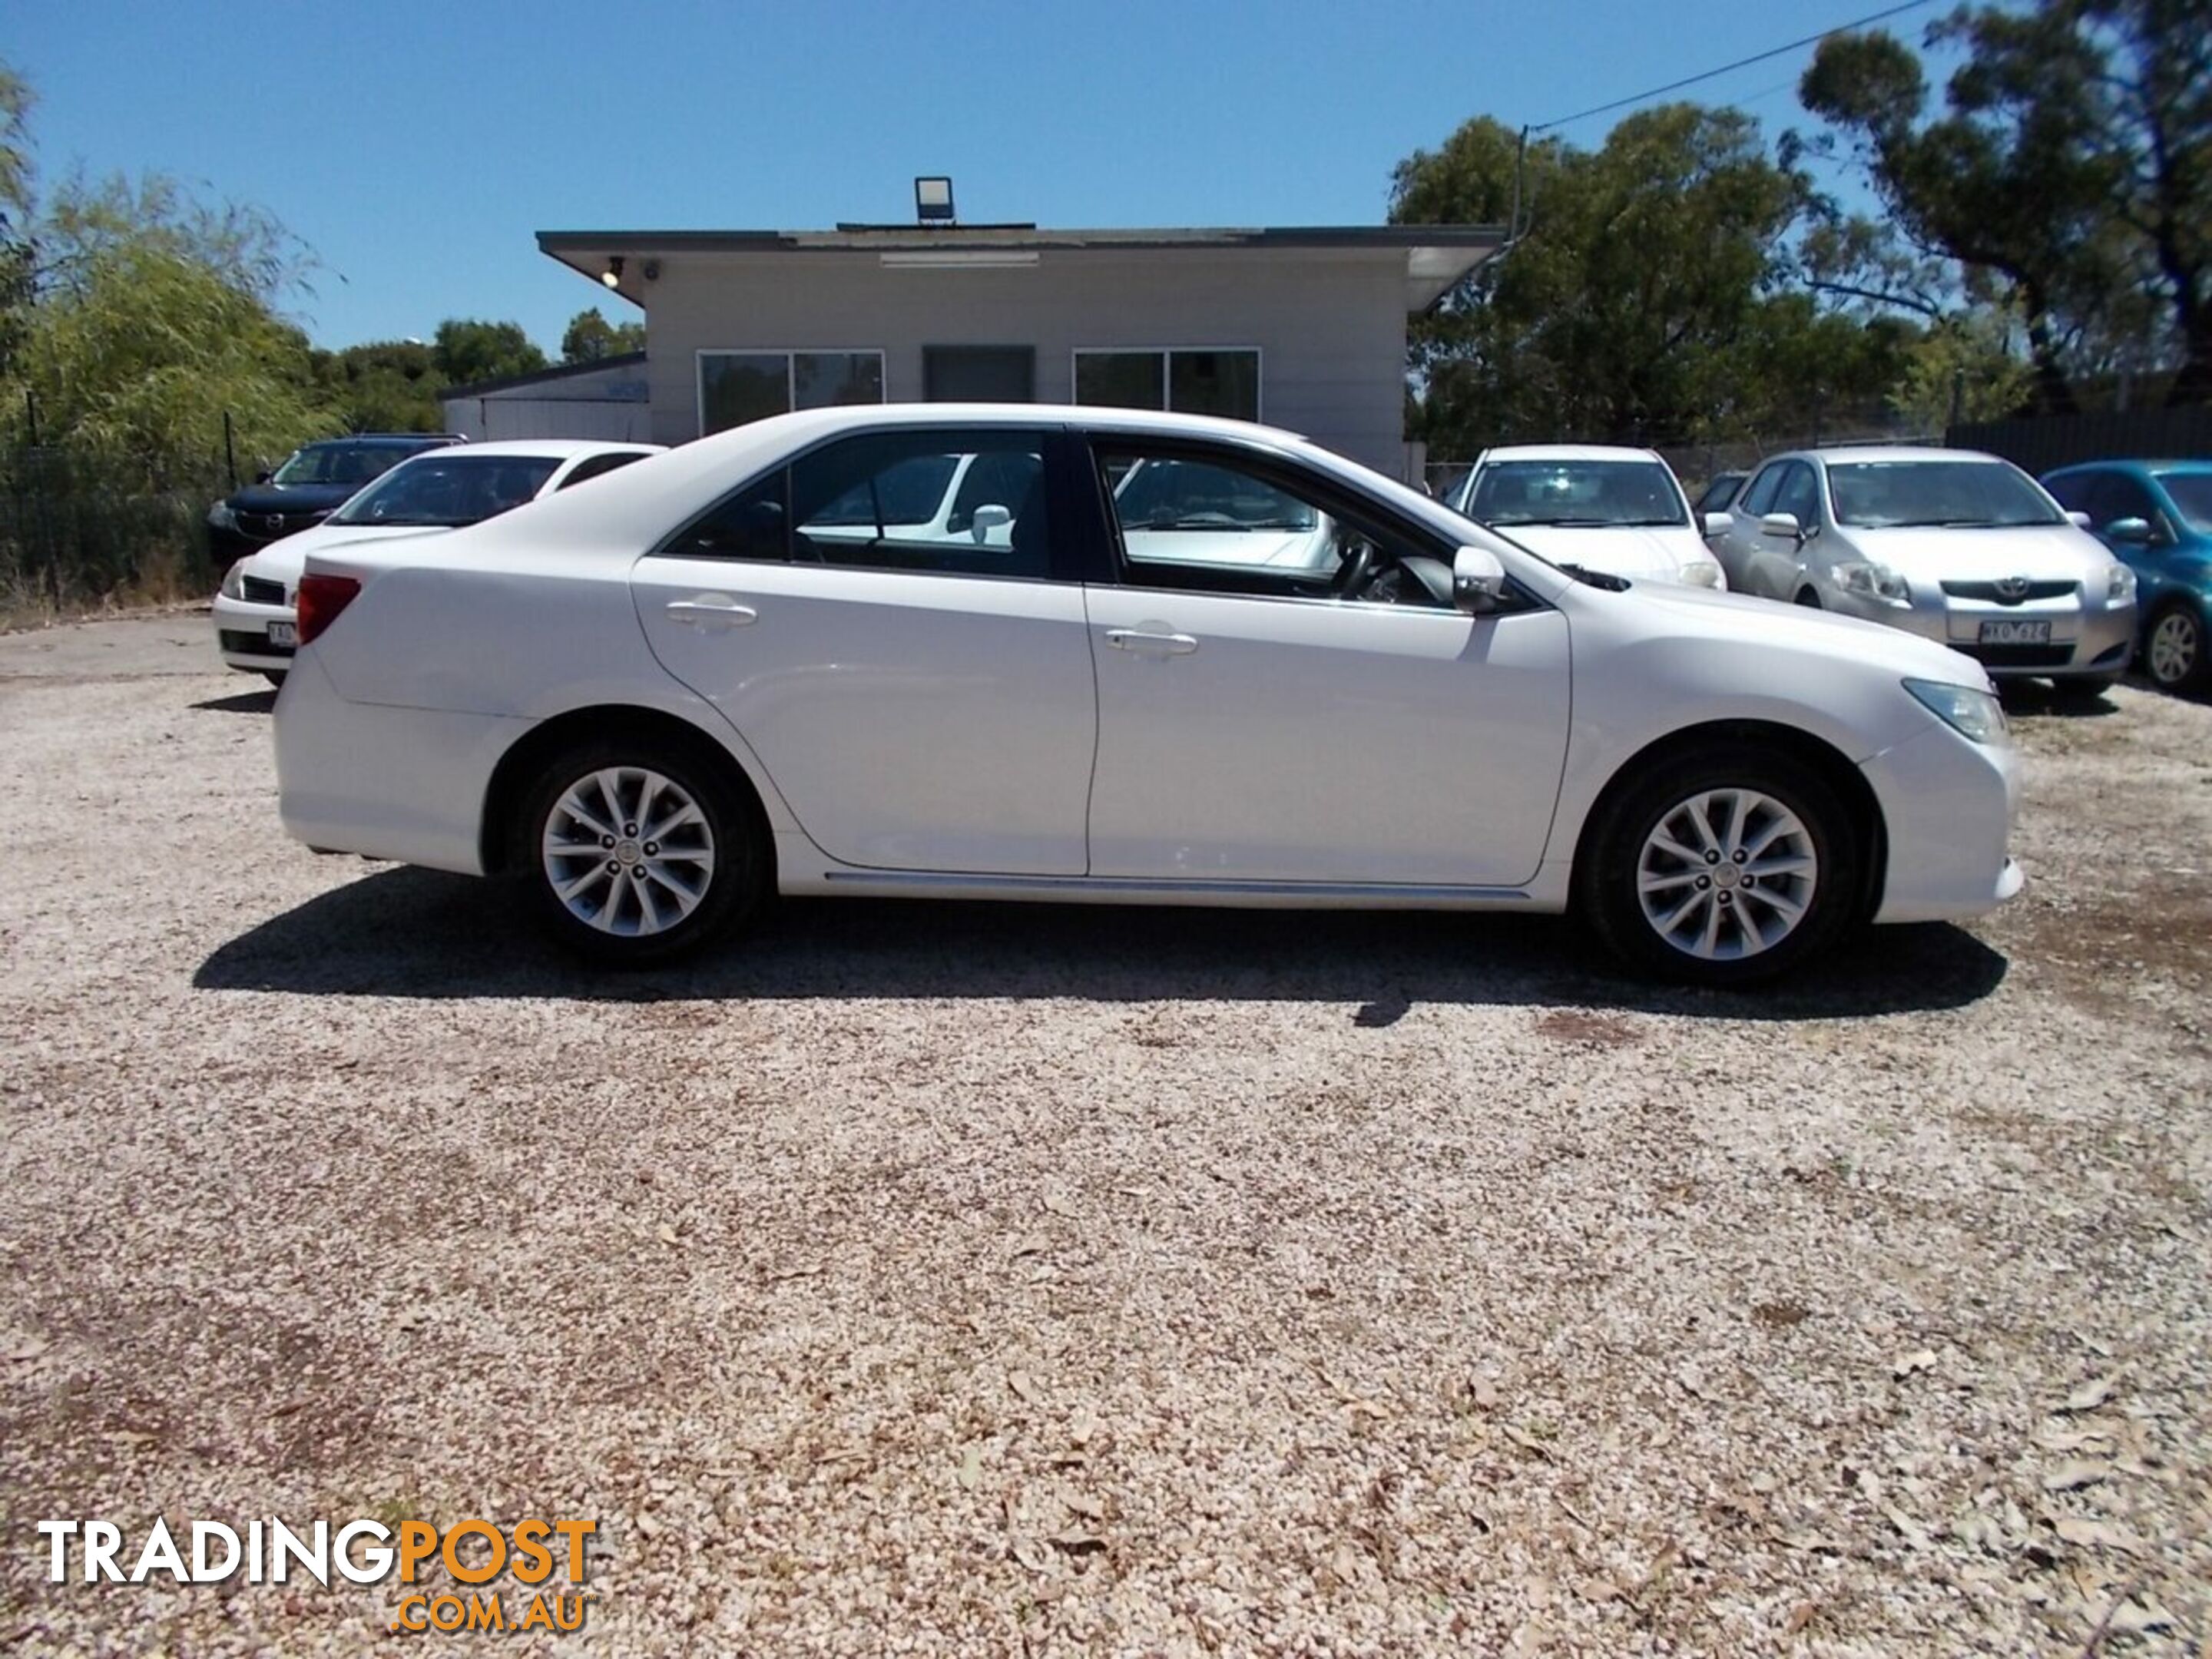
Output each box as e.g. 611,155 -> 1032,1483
295,575 -> 362,647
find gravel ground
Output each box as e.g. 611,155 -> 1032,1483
1,612 -> 2207,1657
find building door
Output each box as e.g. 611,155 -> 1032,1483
924,346 -> 1035,402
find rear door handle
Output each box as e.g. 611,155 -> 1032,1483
1104,628 -> 1199,656
666,598 -> 758,631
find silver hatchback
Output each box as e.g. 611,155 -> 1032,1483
1704,447 -> 2138,690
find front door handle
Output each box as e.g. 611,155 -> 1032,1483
666,597 -> 758,631
1105,628 -> 1199,656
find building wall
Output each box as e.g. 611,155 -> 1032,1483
440,358 -> 651,442
633,249 -> 1412,474
442,396 -> 655,442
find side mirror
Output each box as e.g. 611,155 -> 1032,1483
1702,510 -> 1734,538
2065,510 -> 2093,530
1760,511 -> 1803,540
969,503 -> 1012,544
2104,516 -> 2154,545
1452,545 -> 1508,614
253,469 -> 273,485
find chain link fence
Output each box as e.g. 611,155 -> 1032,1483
1,442 -> 227,624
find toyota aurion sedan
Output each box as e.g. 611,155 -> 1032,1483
214,440 -> 661,681
1446,445 -> 1727,589
1703,446 -> 2137,694
274,406 -> 2023,987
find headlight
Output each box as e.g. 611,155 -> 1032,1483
2106,563 -> 2137,603
207,502 -> 237,531
1680,559 -> 1724,588
219,561 -> 244,599
1837,561 -> 1911,603
1905,678 -> 2008,745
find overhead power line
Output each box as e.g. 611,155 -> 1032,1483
1529,0 -> 1942,133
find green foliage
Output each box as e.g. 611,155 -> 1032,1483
561,306 -> 644,363
18,240 -> 337,488
1887,310 -> 2035,432
1799,0 -> 2211,408
0,53 -> 341,610
432,317 -> 545,388
310,339 -> 445,433
1393,105 -> 1909,455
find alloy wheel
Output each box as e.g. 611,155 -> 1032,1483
2147,609 -> 2200,687
1636,787 -> 1820,961
540,766 -> 716,937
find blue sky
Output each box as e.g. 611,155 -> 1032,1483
8,0 -> 1939,353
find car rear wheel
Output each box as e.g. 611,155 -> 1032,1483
512,738 -> 767,965
1578,745 -> 1861,987
2143,601 -> 2206,692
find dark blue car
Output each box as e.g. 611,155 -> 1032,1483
2044,459 -> 2212,694
206,433 -> 464,567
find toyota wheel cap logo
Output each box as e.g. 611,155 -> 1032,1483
1994,575 -> 2030,601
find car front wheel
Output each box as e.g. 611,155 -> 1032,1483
1579,745 -> 1860,987
2143,601 -> 2206,692
512,739 -> 766,965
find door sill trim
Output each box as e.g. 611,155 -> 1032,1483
815,869 -> 1531,905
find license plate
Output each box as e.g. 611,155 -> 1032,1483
1978,618 -> 2050,645
267,621 -> 297,647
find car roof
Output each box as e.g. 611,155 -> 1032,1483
2048,458 -> 2212,475
1783,445 -> 2000,465
306,433 -> 462,447
1479,444 -> 1664,463
391,439 -> 662,461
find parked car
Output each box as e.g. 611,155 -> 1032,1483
2041,459 -> 2212,694
1693,471 -> 1747,517
274,404 -> 2023,988
205,434 -> 466,566
1445,445 -> 1727,589
214,440 -> 661,681
1702,446 -> 2138,694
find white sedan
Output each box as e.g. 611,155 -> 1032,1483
213,439 -> 661,680
274,405 -> 2022,987
1447,445 -> 1727,589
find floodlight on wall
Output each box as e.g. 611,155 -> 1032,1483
641,259 -> 661,282
600,256 -> 625,289
914,177 -> 955,224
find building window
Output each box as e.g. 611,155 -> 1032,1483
697,350 -> 886,434
1073,349 -> 1260,421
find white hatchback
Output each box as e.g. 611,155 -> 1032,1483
212,439 -> 661,680
274,405 -> 2023,988
1447,445 -> 1727,589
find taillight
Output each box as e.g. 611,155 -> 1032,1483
295,574 -> 361,647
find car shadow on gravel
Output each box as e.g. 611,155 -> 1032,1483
194,867 -> 2008,1021
1997,682 -> 2120,720
190,690 -> 277,714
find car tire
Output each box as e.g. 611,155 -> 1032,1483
1578,743 -> 1862,988
2142,600 -> 2207,693
510,736 -> 767,966
1793,588 -> 1822,608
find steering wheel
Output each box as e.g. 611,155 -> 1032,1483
1331,541 -> 1377,597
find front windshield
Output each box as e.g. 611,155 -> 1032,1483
1467,460 -> 1687,528
1114,460 -> 1320,531
270,443 -> 416,488
2156,471 -> 2212,534
329,455 -> 560,527
1828,460 -> 2061,528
